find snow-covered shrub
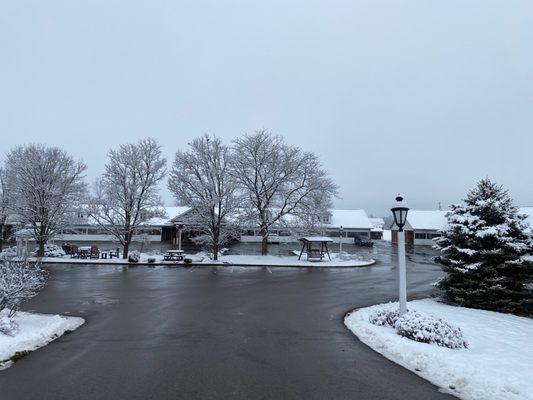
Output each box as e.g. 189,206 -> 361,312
0,314 -> 19,336
32,244 -> 65,258
0,259 -> 47,335
369,308 -> 468,349
128,251 -> 140,263
368,308 -> 401,327
395,312 -> 468,349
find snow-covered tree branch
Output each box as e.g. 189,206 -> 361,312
88,138 -> 166,258
0,258 -> 47,335
4,145 -> 87,256
168,135 -> 239,260
231,130 -> 338,255
0,168 -> 10,251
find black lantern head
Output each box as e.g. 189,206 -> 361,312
391,195 -> 409,231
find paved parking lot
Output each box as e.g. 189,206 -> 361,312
0,244 -> 456,400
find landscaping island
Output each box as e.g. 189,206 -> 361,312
345,299 -> 533,400
34,253 -> 376,268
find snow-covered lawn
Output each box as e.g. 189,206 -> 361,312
345,299 -> 533,400
0,311 -> 84,369
218,254 -> 375,267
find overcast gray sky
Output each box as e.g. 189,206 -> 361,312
1,1 -> 532,216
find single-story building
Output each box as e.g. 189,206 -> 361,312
369,217 -> 385,240
10,206 -> 374,247
230,209 -> 373,244
53,206 -> 191,244
390,210 -> 448,246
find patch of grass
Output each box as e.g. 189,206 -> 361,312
10,350 -> 30,362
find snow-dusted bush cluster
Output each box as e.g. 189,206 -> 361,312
395,312 -> 468,349
368,308 -> 400,327
0,259 -> 47,335
32,244 -> 65,258
0,246 -> 17,260
128,251 -> 140,263
368,308 -> 468,349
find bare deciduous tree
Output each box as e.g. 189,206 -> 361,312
0,168 -> 10,251
89,138 -> 166,258
232,130 -> 338,255
168,135 -> 239,260
4,145 -> 87,256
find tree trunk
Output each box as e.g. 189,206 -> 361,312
123,232 -> 130,259
213,242 -> 219,261
123,242 -> 129,259
0,223 -> 4,251
212,228 -> 219,261
37,225 -> 46,257
37,240 -> 45,257
261,234 -> 268,256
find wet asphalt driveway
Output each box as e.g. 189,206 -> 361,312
0,244 -> 456,399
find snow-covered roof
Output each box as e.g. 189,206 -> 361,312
299,236 -> 333,242
390,210 -> 448,231
328,209 -> 372,229
147,206 -> 191,226
369,217 -> 385,232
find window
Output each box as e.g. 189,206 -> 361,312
428,233 -> 441,239
415,233 -> 427,239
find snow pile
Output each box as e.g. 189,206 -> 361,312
0,311 -> 84,368
33,244 -> 65,258
368,307 -> 467,349
345,299 -> 533,400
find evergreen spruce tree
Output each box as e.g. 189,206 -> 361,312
435,178 -> 533,314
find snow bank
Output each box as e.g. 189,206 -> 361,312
0,311 -> 84,369
345,299 -> 533,400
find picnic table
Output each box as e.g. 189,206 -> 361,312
78,246 -> 91,259
101,249 -> 120,259
164,249 -> 184,261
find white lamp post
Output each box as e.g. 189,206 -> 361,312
339,226 -> 344,255
391,195 -> 409,315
